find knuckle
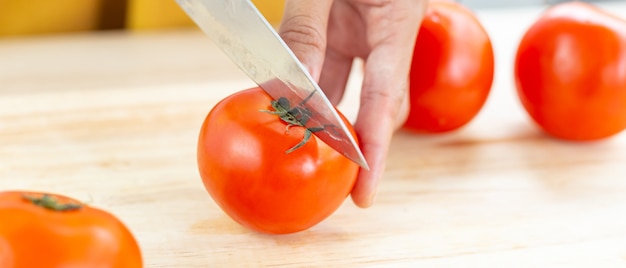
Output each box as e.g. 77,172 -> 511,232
361,83 -> 409,119
279,14 -> 326,53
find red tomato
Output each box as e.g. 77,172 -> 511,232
197,87 -> 359,234
404,0 -> 494,133
515,2 -> 626,140
0,191 -> 142,268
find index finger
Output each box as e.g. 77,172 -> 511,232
278,0 -> 334,81
350,0 -> 427,208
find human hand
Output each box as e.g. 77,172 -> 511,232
279,0 -> 428,208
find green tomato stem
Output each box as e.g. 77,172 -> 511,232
260,97 -> 316,154
23,194 -> 82,211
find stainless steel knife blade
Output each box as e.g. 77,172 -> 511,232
176,0 -> 368,169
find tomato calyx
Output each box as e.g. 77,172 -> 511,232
23,194 -> 82,212
261,97 -> 324,153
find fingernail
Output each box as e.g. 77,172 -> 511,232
304,64 -> 320,82
360,190 -> 377,208
367,191 -> 378,207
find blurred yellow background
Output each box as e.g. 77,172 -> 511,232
0,0 -> 285,37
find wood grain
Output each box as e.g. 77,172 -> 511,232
1,3 -> 626,267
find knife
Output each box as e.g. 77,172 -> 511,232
175,0 -> 369,169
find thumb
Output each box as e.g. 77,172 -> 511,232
278,0 -> 333,81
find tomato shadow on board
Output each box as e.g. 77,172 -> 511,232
498,130 -> 626,196
189,215 -> 251,236
189,208 -> 359,243
390,118 -> 626,198
388,121 -> 546,181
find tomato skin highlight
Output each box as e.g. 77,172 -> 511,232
0,191 -> 143,268
197,87 -> 359,234
515,2 -> 626,141
404,0 -> 494,133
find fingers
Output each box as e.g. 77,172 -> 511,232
350,50 -> 411,208
279,0 -> 427,208
278,0 -> 334,81
350,0 -> 428,208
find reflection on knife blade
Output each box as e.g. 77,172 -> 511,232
175,0 -> 368,169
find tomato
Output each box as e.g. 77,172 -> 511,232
515,2 -> 626,141
403,0 -> 494,133
197,87 -> 359,234
0,191 -> 142,268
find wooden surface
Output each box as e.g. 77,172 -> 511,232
2,3 -> 626,267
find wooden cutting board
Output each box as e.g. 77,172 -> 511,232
2,3 -> 626,267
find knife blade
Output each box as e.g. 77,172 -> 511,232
176,0 -> 369,169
